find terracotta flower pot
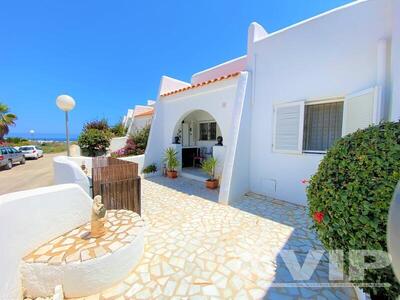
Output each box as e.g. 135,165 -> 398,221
167,170 -> 178,178
205,179 -> 219,189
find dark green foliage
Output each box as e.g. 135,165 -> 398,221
307,121 -> 400,299
78,128 -> 112,157
143,164 -> 157,174
5,137 -> 29,144
111,122 -> 127,137
129,125 -> 150,155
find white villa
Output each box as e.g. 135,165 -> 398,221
144,0 -> 400,206
1,1 -> 400,299
123,101 -> 155,136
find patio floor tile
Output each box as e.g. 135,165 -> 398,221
72,176 -> 356,299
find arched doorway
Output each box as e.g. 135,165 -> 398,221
171,110 -> 224,181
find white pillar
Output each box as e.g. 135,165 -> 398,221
376,39 -> 387,121
390,0 -> 400,121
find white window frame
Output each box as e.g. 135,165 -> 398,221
198,120 -> 217,141
272,100 -> 305,154
303,97 -> 344,154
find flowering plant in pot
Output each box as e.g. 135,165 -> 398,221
201,157 -> 218,189
163,147 -> 179,178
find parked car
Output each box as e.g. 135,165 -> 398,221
19,145 -> 44,159
0,146 -> 26,170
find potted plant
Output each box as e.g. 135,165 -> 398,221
201,157 -> 218,189
142,163 -> 158,178
163,147 -> 179,178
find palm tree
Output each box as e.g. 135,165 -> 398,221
0,103 -> 17,140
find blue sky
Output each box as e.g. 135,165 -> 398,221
0,0 -> 351,136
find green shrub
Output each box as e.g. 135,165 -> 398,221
129,125 -> 150,155
143,164 -> 157,174
307,121 -> 400,299
78,128 -> 112,157
111,122 -> 127,137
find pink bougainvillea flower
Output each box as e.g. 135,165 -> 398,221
313,211 -> 324,224
301,179 -> 310,184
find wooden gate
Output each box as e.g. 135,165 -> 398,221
92,157 -> 141,215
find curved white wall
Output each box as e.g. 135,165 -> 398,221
0,184 -> 92,300
53,156 -> 91,195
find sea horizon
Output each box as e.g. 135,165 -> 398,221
7,132 -> 78,142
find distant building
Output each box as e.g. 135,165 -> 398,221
123,100 -> 155,135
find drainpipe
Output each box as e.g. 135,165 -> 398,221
376,38 -> 387,122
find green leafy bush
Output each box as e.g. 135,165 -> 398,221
307,121 -> 400,299
143,164 -> 157,174
129,125 -> 150,154
78,128 -> 112,157
111,122 -> 127,137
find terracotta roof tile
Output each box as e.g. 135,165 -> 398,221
134,107 -> 154,117
160,72 -> 241,97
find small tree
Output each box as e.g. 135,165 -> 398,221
78,128 -> 112,157
201,157 -> 218,181
0,103 -> 17,140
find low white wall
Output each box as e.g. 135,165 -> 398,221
53,156 -> 91,195
119,154 -> 145,174
67,156 -> 93,171
212,145 -> 226,179
109,137 -> 128,153
21,228 -> 145,298
0,184 -> 92,300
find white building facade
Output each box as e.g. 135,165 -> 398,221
144,0 -> 400,206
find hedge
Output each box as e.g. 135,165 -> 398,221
307,121 -> 400,299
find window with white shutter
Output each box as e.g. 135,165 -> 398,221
303,101 -> 344,152
273,101 -> 304,154
342,87 -> 380,136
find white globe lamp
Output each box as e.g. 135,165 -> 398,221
29,129 -> 35,141
56,94 -> 76,156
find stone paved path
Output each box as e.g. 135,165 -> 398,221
74,176 -> 356,300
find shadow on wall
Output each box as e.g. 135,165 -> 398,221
144,176 -> 219,203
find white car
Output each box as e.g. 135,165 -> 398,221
19,145 -> 44,159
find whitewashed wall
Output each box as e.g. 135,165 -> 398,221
0,185 -> 92,300
248,0 -> 395,205
119,154 -> 145,174
109,137 -> 128,152
144,77 -> 240,175
191,56 -> 246,85
128,115 -> 152,135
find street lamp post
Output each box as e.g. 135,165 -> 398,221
56,95 -> 75,156
29,129 -> 35,141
